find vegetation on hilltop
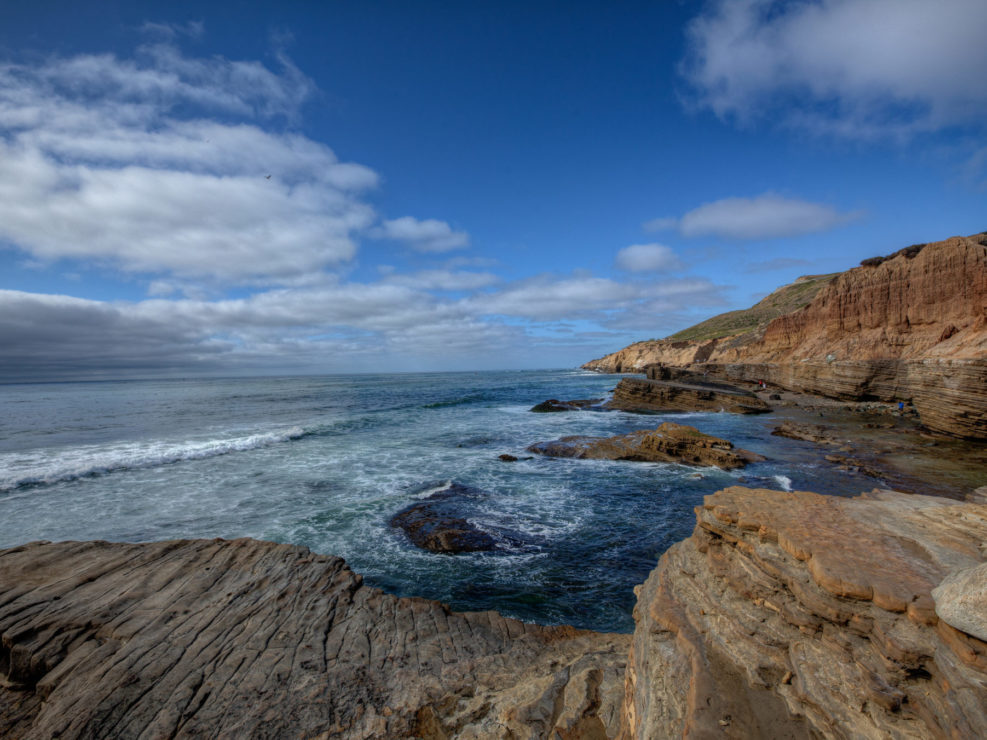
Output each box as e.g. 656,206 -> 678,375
667,273 -> 839,342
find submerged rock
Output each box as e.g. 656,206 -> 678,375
527,421 -> 765,469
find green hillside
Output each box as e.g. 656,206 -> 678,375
667,272 -> 839,342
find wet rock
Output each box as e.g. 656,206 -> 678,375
527,421 -> 765,470
390,483 -> 504,554
769,393 -> 782,400
0,539 -> 628,738
498,453 -> 518,462
771,421 -> 845,446
529,398 -> 602,412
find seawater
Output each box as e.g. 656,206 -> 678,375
0,369 -> 865,633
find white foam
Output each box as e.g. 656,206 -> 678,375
0,426 -> 312,491
774,475 -> 793,492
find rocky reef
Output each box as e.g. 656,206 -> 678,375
527,421 -> 765,469
604,376 -> 770,415
584,233 -> 987,439
2,483 -> 986,738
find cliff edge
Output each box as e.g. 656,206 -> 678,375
584,233 -> 987,438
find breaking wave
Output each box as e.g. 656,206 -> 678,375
1,426 -> 315,491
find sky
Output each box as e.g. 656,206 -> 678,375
0,0 -> 985,380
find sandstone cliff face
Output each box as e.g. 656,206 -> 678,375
0,539 -> 628,739
584,234 -> 987,438
624,487 -> 987,739
605,376 -> 770,415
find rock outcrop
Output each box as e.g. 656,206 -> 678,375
624,486 -> 987,738
0,538 -> 629,739
390,482 -> 511,554
530,398 -> 602,412
584,233 -> 987,439
527,421 -> 765,469
605,376 -> 771,415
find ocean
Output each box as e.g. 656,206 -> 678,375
0,369 -> 871,633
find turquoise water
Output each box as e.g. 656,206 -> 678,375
0,369 -> 869,632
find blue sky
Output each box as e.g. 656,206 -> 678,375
0,0 -> 984,379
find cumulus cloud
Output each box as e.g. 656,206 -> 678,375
682,0 -> 987,138
373,216 -> 470,252
0,43 -> 380,283
653,194 -> 858,240
615,244 -> 682,272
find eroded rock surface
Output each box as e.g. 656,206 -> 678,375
527,421 -> 765,469
604,377 -> 771,415
585,233 -> 987,438
530,398 -> 603,412
0,538 -> 629,739
624,486 -> 987,739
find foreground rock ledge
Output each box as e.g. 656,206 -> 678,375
0,538 -> 628,739
626,487 -> 987,738
3,487 -> 986,739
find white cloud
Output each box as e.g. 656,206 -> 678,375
0,44 -> 379,283
382,270 -> 499,291
374,216 -> 470,252
615,244 -> 682,272
683,0 -> 987,138
642,217 -> 677,232
657,194 -> 857,240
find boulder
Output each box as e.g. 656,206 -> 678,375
390,483 -> 506,554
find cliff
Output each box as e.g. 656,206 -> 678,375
584,233 -> 987,438
2,485 -> 986,738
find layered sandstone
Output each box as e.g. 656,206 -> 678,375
527,421 -> 765,469
605,376 -> 770,415
584,234 -> 987,438
0,538 -> 628,739
624,487 -> 987,738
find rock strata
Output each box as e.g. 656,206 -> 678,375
0,538 -> 629,739
584,234 -> 987,438
527,421 -> 765,469
605,377 -> 771,415
624,486 -> 987,738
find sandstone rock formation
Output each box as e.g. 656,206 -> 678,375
605,376 -> 770,415
527,421 -> 765,469
584,233 -> 987,439
0,538 -> 629,739
624,486 -> 987,738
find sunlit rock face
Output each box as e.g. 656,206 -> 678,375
623,486 -> 987,739
585,234 -> 987,439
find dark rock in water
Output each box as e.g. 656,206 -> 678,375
498,453 -> 518,462
391,483 -> 527,554
530,398 -> 603,412
527,422 -> 765,470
